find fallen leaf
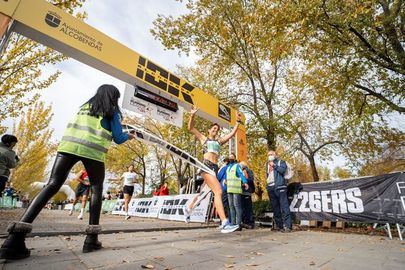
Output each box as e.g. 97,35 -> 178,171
246,263 -> 259,266
309,261 -> 316,266
250,252 -> 264,255
151,237 -> 157,240
154,257 -> 165,261
122,259 -> 129,263
64,237 -> 71,240
141,264 -> 155,269
226,255 -> 235,258
224,264 -> 234,268
336,248 -> 344,252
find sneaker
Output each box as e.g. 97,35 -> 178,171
69,209 -> 73,216
125,215 -> 131,220
183,206 -> 191,223
78,212 -> 83,220
218,220 -> 232,230
282,228 -> 292,233
221,224 -> 240,234
217,222 -> 226,230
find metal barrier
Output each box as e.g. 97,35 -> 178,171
0,196 -> 18,208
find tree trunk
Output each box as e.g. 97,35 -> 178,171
266,128 -> 276,150
141,162 -> 146,195
308,155 -> 319,182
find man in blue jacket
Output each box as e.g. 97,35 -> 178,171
266,150 -> 292,232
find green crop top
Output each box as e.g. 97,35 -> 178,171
203,139 -> 220,155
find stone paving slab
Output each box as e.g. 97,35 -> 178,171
1,227 -> 404,270
0,209 -> 214,237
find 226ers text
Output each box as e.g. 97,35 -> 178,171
290,188 -> 364,214
136,56 -> 195,105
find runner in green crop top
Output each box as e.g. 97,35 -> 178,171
203,139 -> 221,155
186,105 -> 242,233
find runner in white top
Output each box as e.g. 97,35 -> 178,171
121,165 -> 137,220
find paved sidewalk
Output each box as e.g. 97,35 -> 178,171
0,209 -> 214,237
1,227 -> 404,269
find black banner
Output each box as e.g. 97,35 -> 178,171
289,172 -> 405,223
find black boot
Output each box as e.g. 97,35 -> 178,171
82,225 -> 102,253
0,222 -> 32,260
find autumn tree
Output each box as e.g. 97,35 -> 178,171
333,167 -> 354,180
152,0 -> 302,150
10,102 -> 55,194
0,0 -> 86,133
290,0 -> 404,116
359,141 -> 405,176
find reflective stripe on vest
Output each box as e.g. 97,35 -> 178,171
226,164 -> 242,194
58,104 -> 112,162
61,136 -> 108,153
66,123 -> 112,141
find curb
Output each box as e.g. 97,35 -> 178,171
0,224 -> 218,238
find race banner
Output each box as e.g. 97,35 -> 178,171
111,199 -> 125,215
290,172 -> 405,223
128,197 -> 162,218
111,193 -> 212,223
158,193 -> 212,223
121,124 -> 215,176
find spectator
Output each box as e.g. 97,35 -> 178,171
152,187 -> 160,196
240,161 -> 255,229
219,153 -> 248,230
0,134 -> 19,197
266,150 -> 292,232
117,189 -> 124,200
5,183 -> 14,197
104,191 -> 112,200
159,182 -> 169,196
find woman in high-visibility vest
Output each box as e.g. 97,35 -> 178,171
0,84 -> 135,260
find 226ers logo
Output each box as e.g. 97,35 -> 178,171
136,56 -> 195,105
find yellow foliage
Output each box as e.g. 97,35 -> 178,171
10,101 -> 55,194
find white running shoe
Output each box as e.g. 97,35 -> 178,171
183,206 -> 191,223
218,222 -> 228,230
77,212 -> 83,220
69,209 -> 73,216
221,223 -> 240,234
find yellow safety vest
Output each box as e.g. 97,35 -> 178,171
226,164 -> 242,194
58,104 -> 112,162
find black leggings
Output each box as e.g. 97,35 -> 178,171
20,152 -> 105,225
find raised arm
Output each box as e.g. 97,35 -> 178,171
218,112 -> 242,144
188,106 -> 206,143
